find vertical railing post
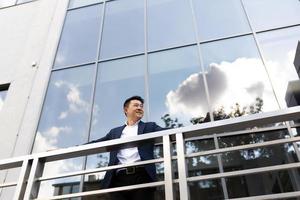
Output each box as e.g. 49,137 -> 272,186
13,159 -> 31,200
163,135 -> 175,200
23,158 -> 44,200
176,133 -> 190,200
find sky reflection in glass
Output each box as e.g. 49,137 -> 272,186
257,27 -> 300,108
90,56 -> 145,140
87,55 -> 145,174
243,0 -> 300,31
33,65 -> 94,152
68,0 -> 103,9
201,36 -> 279,117
54,4 -> 102,68
0,0 -> 15,7
148,45 -> 209,126
33,66 -> 93,198
100,0 -> 144,59
0,90 -> 7,112
147,0 -> 196,51
193,0 -> 250,41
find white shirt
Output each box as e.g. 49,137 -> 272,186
117,121 -> 141,164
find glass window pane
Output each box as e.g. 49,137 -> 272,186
17,0 -> 32,4
201,36 -> 279,121
189,180 -> 224,200
85,56 -> 145,191
257,27 -> 300,109
148,46 -> 210,127
243,0 -> 300,31
0,0 -> 16,7
100,0 -> 144,59
147,0 -> 196,51
33,65 -> 94,152
54,4 -> 102,68
193,0 -> 250,41
0,90 -> 7,112
90,55 -> 145,140
38,176 -> 82,199
68,0 -> 103,9
226,170 -> 300,198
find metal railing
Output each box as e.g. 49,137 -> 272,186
1,106 -> 300,200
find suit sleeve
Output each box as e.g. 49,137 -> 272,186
84,130 -> 113,144
153,122 -> 169,131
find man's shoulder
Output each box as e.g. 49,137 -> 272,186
109,125 -> 125,133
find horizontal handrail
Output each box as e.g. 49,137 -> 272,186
0,106 -> 300,200
0,181 -> 17,189
4,105 -> 300,164
228,191 -> 300,200
187,162 -> 300,182
186,136 -> 300,158
37,157 -> 164,182
34,181 -> 165,200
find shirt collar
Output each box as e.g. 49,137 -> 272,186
125,120 -> 140,126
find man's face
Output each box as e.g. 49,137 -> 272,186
124,100 -> 144,121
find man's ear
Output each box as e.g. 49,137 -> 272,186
124,107 -> 127,116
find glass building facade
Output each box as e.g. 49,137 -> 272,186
0,0 -> 33,8
29,0 -> 300,199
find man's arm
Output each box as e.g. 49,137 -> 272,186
153,122 -> 170,132
84,130 -> 113,145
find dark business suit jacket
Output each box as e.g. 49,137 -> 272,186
88,121 -> 163,189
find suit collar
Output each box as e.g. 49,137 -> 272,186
116,125 -> 126,138
137,121 -> 145,135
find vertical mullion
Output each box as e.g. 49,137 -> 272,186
13,159 -> 31,200
23,158 -> 44,200
214,134 -> 229,199
80,1 -> 107,195
163,135 -> 174,200
176,133 -> 190,200
144,0 -> 150,122
188,0 -> 214,122
240,0 -> 300,161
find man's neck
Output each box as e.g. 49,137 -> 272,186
126,118 -> 140,126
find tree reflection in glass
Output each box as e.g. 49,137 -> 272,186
200,35 -> 279,121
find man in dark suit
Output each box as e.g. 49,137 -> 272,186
87,96 -> 163,200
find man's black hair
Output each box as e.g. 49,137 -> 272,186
123,96 -> 144,108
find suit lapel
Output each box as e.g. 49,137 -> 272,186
116,125 -> 126,139
138,121 -> 145,135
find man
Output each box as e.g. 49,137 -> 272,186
87,96 -> 163,200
